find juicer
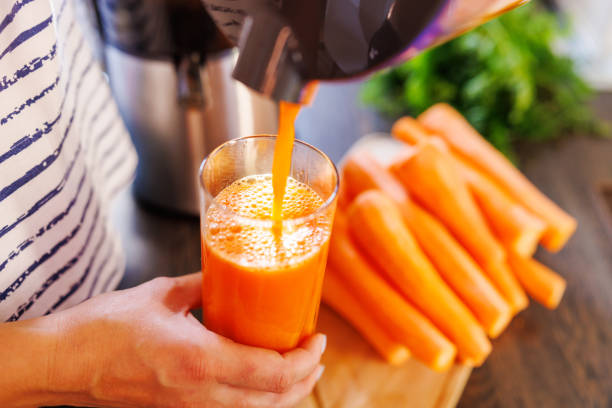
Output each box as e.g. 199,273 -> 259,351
88,0 -> 527,214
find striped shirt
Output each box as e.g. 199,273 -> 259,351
0,0 -> 137,321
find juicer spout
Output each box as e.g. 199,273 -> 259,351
232,11 -> 307,103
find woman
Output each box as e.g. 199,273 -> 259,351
0,1 -> 325,406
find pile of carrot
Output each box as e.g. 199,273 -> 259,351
322,103 -> 573,370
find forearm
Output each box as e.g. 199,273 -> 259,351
0,314 -> 80,407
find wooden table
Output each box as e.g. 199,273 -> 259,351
113,85 -> 612,407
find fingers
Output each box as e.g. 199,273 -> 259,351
279,334 -> 327,388
172,273 -> 203,310
152,273 -> 203,311
213,364 -> 325,408
211,333 -> 327,393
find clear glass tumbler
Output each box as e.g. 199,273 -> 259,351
199,135 -> 338,352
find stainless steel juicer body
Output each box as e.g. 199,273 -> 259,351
90,0 -> 277,215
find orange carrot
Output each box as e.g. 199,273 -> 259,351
507,253 -> 566,309
407,204 -> 515,337
390,145 -> 528,312
336,179 -> 350,209
343,153 -> 512,337
347,191 -> 491,366
391,118 -> 546,257
391,117 -> 448,151
343,153 -> 409,204
390,143 -> 505,267
392,116 -> 431,145
322,268 -> 410,365
482,261 -> 529,314
457,157 -> 547,257
329,213 -> 456,371
418,103 -> 577,251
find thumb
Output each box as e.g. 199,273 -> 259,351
163,272 -> 203,312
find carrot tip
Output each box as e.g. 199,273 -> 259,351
512,295 -> 530,314
387,347 -> 411,366
430,346 -> 458,372
486,310 -> 514,339
510,229 -> 545,258
543,280 -> 567,310
540,222 -> 577,252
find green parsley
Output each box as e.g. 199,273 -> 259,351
361,2 -> 608,161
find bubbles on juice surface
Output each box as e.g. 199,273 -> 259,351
206,175 -> 330,268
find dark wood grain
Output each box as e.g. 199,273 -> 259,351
459,140 -> 612,408
457,93 -> 612,408
113,84 -> 612,408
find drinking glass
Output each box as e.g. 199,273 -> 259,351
199,135 -> 338,351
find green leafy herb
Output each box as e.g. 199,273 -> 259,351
361,2 -> 608,160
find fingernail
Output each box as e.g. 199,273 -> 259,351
315,365 -> 325,381
320,334 -> 327,355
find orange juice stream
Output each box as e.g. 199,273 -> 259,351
272,80 -> 320,221
272,101 -> 301,222
203,86 -> 331,351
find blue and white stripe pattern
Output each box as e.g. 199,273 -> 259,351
0,0 -> 137,321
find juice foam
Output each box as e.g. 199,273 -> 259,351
206,174 -> 329,268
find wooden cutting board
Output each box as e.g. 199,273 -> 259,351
296,305 -> 471,408
297,135 -> 472,408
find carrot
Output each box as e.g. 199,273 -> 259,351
390,143 -> 505,267
391,118 -> 546,257
457,157 -> 547,257
418,103 -> 577,251
482,261 -> 529,314
336,179 -> 350,209
329,213 -> 456,371
392,117 -> 448,151
390,145 -> 528,312
507,253 -> 566,309
322,268 -> 410,365
347,191 -> 492,366
406,204 -> 515,337
392,116 -> 431,145
343,153 -> 409,204
343,153 -> 512,338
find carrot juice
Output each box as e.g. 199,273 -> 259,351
199,97 -> 338,351
202,175 -> 332,351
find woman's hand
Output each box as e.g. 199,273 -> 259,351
0,273 -> 326,408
